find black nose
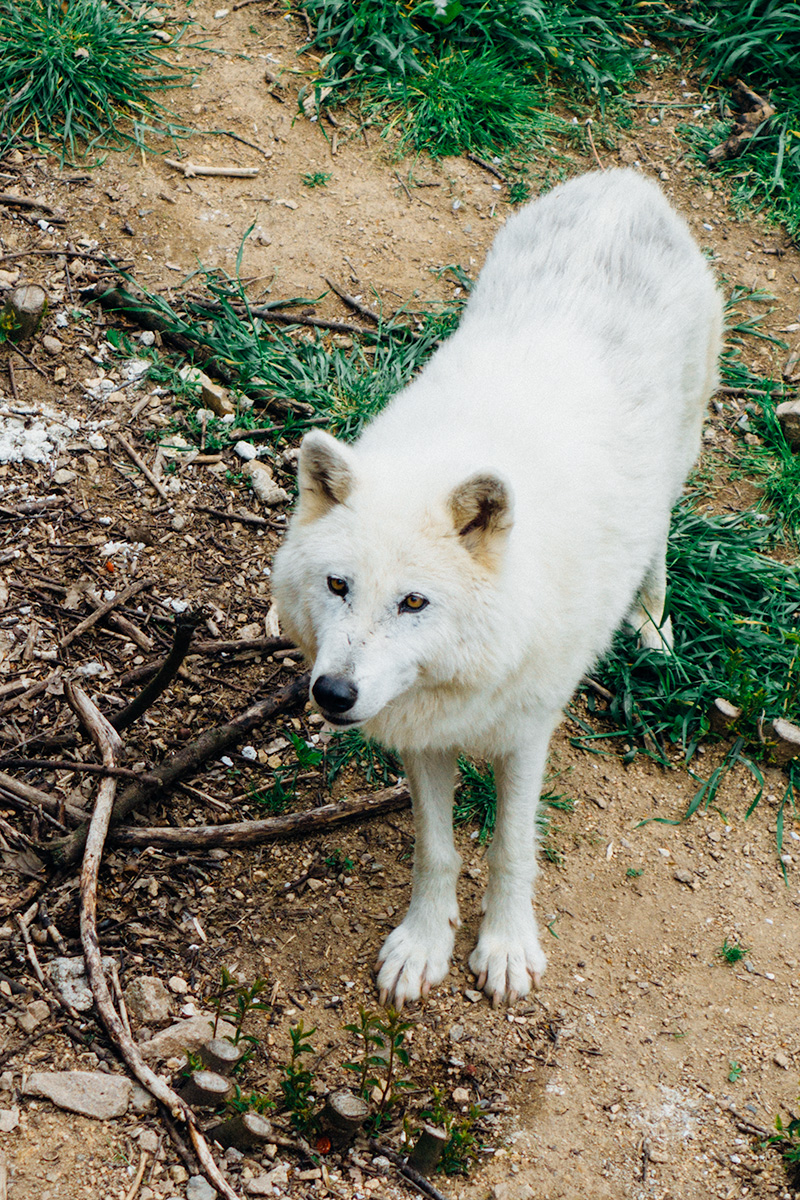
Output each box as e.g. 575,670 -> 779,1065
312,674 -> 358,715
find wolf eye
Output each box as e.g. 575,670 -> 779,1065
399,593 -> 429,613
327,576 -> 348,598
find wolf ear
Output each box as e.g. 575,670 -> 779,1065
448,472 -> 513,563
296,430 -> 356,523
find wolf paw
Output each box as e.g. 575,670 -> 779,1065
376,917 -> 457,1009
469,927 -> 547,1006
634,611 -> 673,652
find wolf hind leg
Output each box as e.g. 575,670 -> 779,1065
376,747 -> 460,1008
631,541 -> 673,652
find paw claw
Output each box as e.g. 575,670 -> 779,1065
378,988 -> 388,1007
476,970 -> 487,991
531,971 -> 542,990
421,979 -> 430,999
508,989 -> 518,1006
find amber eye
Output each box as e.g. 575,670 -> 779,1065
399,593 -> 429,613
327,576 -> 348,598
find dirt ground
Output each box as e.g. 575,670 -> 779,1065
1,6 -> 800,1200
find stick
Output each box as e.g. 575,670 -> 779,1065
585,119 -> 605,171
122,1150 -> 148,1200
59,577 -> 155,649
367,1140 -> 451,1200
112,609 -> 203,731
110,783 -> 411,849
115,433 -> 170,501
48,675 -> 310,867
165,158 -> 259,179
0,770 -> 86,823
119,635 -> 294,686
465,152 -> 506,182
0,192 -> 63,218
69,684 -> 243,1200
0,757 -> 160,784
323,277 -> 380,323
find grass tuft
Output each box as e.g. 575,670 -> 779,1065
0,0 -> 189,159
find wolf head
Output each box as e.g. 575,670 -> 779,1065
271,429 -> 514,734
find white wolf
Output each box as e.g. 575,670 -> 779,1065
272,170 -> 723,1007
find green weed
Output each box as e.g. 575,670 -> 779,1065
765,1093 -> 800,1188
299,0 -> 653,156
419,1084 -> 483,1175
302,170 -> 332,187
670,0 -> 800,236
718,937 -> 749,964
728,1059 -> 743,1083
279,1022 -> 319,1133
325,727 -> 401,786
207,966 -> 270,1050
0,0 -> 189,159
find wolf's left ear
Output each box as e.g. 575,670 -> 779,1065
448,472 -> 513,564
296,430 -> 356,523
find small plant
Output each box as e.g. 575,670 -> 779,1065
765,1087 -> 800,1188
324,848 -> 354,874
626,867 -> 644,878
302,170 -> 331,187
208,966 -> 270,1048
718,938 -> 749,965
728,1060 -> 743,1083
419,1085 -> 484,1175
181,1049 -> 204,1077
325,728 -> 400,786
279,1022 -> 319,1133
227,1086 -> 275,1115
343,1007 -> 413,1128
0,0 -> 188,159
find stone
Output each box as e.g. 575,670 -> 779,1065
464,989 -> 483,1003
48,956 -> 116,1011
243,460 -> 290,506
186,1176 -> 217,1200
774,1049 -> 791,1069
452,1087 -> 470,1105
41,335 -> 63,356
168,975 -> 189,995
138,1129 -> 160,1153
124,976 -> 172,1025
673,869 -> 694,886
130,1084 -> 157,1114
492,1182 -> 536,1200
168,1165 -> 189,1183
23,1070 -> 132,1119
234,440 -> 257,462
0,1108 -> 19,1133
138,1014 -> 237,1062
247,1162 -> 290,1193
776,398 -> 800,451
53,468 -> 77,485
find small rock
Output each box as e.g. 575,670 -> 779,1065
186,1176 -> 217,1200
168,975 -> 189,995
53,365 -> 67,382
492,1182 -> 536,1200
125,976 -> 172,1025
673,869 -> 694,886
247,1162 -> 290,1193
41,335 -> 63,356
87,431 -> 107,451
23,1070 -> 132,1119
464,989 -> 483,1003
138,1129 -> 160,1153
452,1087 -> 470,1105
449,1024 -> 464,1043
0,1072 -> 13,1092
53,468 -> 77,485
647,1144 -> 670,1164
243,459 -> 290,506
774,1049 -> 791,1069
234,440 -> 258,462
138,1015 -> 237,1062
201,377 -> 234,417
130,1083 -> 157,1114
48,956 -> 115,1012
171,514 -> 187,532
776,398 -> 800,451
0,1108 -> 19,1133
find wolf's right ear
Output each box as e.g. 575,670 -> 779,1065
448,472 -> 513,566
296,430 -> 356,523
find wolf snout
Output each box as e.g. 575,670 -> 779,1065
312,673 -> 358,716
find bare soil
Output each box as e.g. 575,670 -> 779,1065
1,7 -> 799,1200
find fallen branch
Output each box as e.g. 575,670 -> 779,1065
465,152 -> 506,182
323,277 -> 380,323
709,79 -> 776,164
60,577 -> 155,650
48,674 -> 309,867
0,193 -> 65,220
165,158 -> 259,179
120,635 -> 295,686
115,432 -> 170,500
0,769 -> 86,823
112,608 -> 204,731
69,683 -> 242,1200
110,783 -> 411,849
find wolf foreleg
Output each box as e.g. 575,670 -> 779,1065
376,748 -> 461,1008
469,726 -> 555,1004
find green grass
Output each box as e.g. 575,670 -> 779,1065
670,0 -> 800,235
0,0 -> 189,159
718,937 -> 749,964
299,0 -> 654,157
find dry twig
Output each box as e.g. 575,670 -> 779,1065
60,577 -> 155,650
165,158 -> 259,179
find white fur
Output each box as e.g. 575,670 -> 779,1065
272,170 -> 723,1006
